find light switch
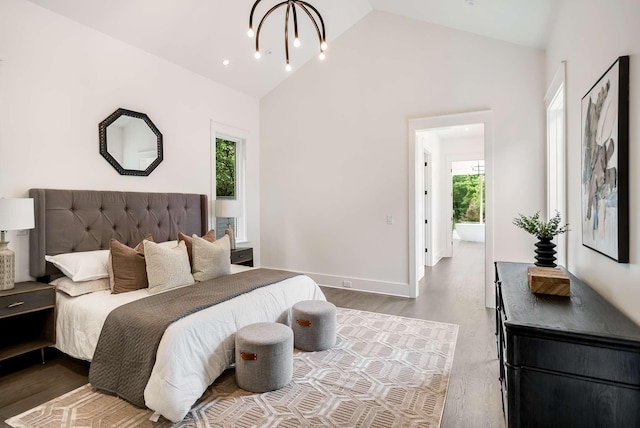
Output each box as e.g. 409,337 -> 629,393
386,215 -> 394,225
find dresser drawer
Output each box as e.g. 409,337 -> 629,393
508,332 -> 640,385
231,248 -> 253,264
0,287 -> 55,318
514,365 -> 640,428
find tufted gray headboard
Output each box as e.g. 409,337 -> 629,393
29,189 -> 208,280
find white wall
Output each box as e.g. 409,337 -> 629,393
261,11 -> 546,295
546,0 -> 640,324
0,0 -> 261,282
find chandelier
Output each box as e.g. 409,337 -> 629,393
248,0 -> 327,71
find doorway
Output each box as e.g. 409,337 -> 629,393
451,159 -> 485,251
408,111 -> 494,307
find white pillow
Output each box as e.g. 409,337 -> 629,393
192,234 -> 231,281
51,276 -> 110,297
158,240 -> 179,249
45,250 -> 110,282
143,240 -> 194,294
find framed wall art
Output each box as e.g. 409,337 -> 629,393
581,55 -> 629,263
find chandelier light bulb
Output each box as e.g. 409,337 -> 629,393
249,0 -> 327,72
319,52 -> 325,60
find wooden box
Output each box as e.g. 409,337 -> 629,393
527,266 -> 570,296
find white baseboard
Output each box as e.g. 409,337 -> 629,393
300,271 -> 412,298
431,249 -> 445,266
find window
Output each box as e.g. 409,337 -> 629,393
546,63 -> 566,266
215,135 -> 245,241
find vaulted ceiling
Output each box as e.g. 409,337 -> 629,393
26,0 -> 559,98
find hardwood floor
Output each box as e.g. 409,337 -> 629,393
323,240 -> 504,428
0,240 -> 503,427
0,349 -> 88,427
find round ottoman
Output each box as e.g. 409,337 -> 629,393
235,322 -> 293,393
292,300 -> 337,351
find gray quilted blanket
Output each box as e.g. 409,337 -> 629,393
88,268 -> 300,407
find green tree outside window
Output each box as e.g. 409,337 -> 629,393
452,174 -> 485,224
216,138 -> 236,197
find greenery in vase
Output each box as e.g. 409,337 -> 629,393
512,211 -> 569,239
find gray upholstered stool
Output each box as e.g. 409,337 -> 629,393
292,300 -> 337,351
235,322 -> 293,393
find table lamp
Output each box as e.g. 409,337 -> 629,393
0,198 -> 35,290
215,199 -> 242,250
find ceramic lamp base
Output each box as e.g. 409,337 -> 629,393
0,240 -> 15,290
225,225 -> 236,250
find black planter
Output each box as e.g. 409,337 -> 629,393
534,237 -> 557,267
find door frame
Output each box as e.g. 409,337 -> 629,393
424,151 -> 433,267
408,110 -> 494,307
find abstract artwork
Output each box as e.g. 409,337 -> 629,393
581,55 -> 629,263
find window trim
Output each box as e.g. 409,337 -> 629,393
545,62 -> 567,267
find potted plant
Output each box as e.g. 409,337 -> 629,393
513,211 -> 569,267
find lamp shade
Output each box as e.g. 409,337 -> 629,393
0,198 -> 35,231
215,199 -> 242,218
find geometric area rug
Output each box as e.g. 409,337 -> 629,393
6,308 -> 458,428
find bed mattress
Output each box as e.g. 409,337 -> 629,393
55,266 -> 326,422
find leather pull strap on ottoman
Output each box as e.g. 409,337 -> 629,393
292,300 -> 337,351
235,322 -> 293,393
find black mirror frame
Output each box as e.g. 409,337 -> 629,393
99,108 -> 163,176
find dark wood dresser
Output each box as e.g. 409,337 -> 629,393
495,262 -> 640,428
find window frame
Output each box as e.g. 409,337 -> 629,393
211,123 -> 247,243
545,62 -> 567,267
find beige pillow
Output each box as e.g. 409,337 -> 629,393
178,229 -> 216,265
109,238 -> 149,294
51,276 -> 110,297
192,234 -> 231,282
144,240 -> 194,294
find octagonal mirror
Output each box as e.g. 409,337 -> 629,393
99,108 -> 163,176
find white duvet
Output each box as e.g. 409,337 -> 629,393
55,266 -> 326,422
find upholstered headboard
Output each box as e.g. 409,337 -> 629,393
29,189 -> 208,279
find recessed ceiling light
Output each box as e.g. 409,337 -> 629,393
222,59 -> 230,66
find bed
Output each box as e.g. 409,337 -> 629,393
28,189 -> 326,422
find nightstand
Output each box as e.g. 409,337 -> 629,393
0,282 -> 55,365
231,247 -> 253,267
